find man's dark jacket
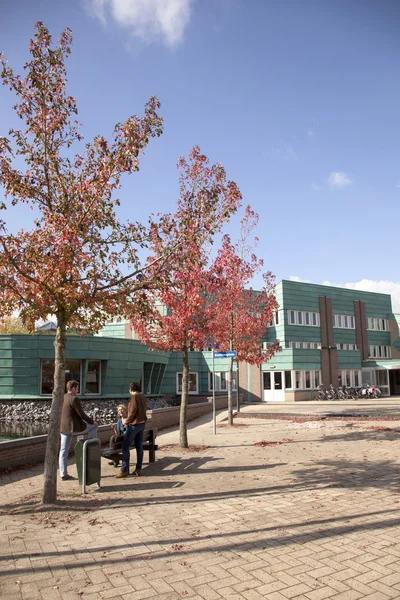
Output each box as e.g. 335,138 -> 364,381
60,392 -> 94,434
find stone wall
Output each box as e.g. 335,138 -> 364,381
0,396 -> 232,470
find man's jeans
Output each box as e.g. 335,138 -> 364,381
59,423 -> 97,477
121,423 -> 145,473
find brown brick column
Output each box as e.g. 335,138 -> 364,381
319,296 -> 338,387
354,300 -> 369,360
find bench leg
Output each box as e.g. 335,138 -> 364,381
149,446 -> 156,463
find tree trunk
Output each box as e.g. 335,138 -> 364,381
227,356 -> 233,426
42,314 -> 66,504
179,346 -> 189,448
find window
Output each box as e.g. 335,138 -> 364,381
285,370 -> 292,389
368,345 -> 392,359
177,372 -> 198,394
262,341 -> 277,350
41,359 -> 82,395
335,343 -> 358,351
289,370 -> 322,390
86,361 -> 101,394
295,371 -> 302,389
287,310 -> 320,327
305,371 -> 311,389
286,341 -> 321,349
338,369 -> 362,387
333,314 -> 355,329
263,372 -> 271,390
367,318 -> 388,331
208,372 -> 237,392
268,311 -> 280,326
314,370 -> 320,388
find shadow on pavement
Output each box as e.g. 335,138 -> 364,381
1,506 -> 400,576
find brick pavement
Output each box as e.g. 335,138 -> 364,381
1,410 -> 400,599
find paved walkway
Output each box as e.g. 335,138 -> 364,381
2,407 -> 400,600
238,398 -> 400,418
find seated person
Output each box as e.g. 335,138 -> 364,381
108,404 -> 127,467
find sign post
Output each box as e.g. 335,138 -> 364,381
236,361 -> 240,413
213,350 -> 237,431
212,350 -> 216,435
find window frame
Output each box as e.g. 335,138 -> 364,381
177,372 -> 199,395
287,310 -> 320,327
40,359 -> 82,396
85,360 -> 101,395
208,371 -> 237,392
333,313 -> 356,329
367,317 -> 388,331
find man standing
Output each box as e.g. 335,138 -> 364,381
59,380 -> 98,481
116,381 -> 147,478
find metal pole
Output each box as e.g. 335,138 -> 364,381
236,360 -> 240,413
82,440 -> 87,495
212,350 -> 216,434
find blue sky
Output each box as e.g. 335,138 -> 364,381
1,0 -> 400,307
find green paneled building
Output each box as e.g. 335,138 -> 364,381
0,279 -> 399,402
255,280 -> 400,401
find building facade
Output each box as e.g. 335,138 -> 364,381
0,280 -> 399,402
254,280 -> 400,401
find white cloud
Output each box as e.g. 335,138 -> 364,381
310,182 -> 323,191
322,279 -> 400,312
84,0 -> 192,46
328,171 -> 352,189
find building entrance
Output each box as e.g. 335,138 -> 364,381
389,369 -> 400,396
262,371 -> 285,402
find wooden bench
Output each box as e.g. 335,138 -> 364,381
101,428 -> 158,466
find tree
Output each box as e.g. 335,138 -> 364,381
0,23 -> 182,503
207,206 -> 279,425
0,315 -> 30,333
130,147 -> 242,448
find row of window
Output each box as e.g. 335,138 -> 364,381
176,372 -> 237,394
335,343 -> 358,351
286,341 -> 322,349
278,369 -> 322,390
287,311 -> 390,333
332,314 -> 355,329
367,318 -> 389,331
369,345 -> 392,359
338,369 -> 362,387
287,311 -> 320,327
41,359 -> 101,395
273,368 -> 363,390
266,341 -> 359,351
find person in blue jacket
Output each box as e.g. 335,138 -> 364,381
108,404 -> 127,466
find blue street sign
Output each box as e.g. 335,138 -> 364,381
214,350 -> 237,359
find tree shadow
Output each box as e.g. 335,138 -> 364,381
292,456 -> 400,490
146,455 -> 282,477
320,426 -> 400,443
1,506 -> 400,576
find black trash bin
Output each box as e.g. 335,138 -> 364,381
75,438 -> 101,492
